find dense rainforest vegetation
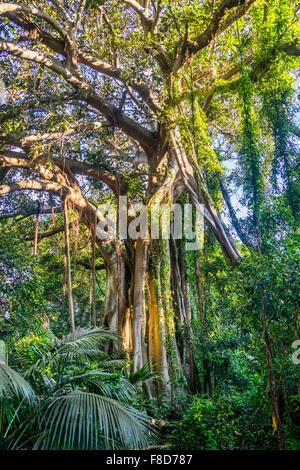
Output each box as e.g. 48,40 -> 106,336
0,0 -> 299,451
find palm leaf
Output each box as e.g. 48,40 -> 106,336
73,371 -> 138,403
54,327 -> 116,352
19,328 -> 116,380
128,363 -> 159,385
0,361 -> 35,402
35,390 -> 155,450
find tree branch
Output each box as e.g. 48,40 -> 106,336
0,39 -> 81,85
215,0 -> 256,38
0,207 -> 61,220
53,156 -> 121,194
0,39 -> 159,151
24,222 -> 75,241
173,0 -> 255,72
84,93 -> 159,152
2,120 -> 112,146
1,9 -> 162,113
0,2 -> 69,40
0,179 -> 66,195
123,0 -> 154,22
0,149 -> 122,194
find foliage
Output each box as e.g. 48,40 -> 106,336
0,328 -> 156,450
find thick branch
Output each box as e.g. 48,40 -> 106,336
173,0 -> 255,72
0,121 -> 112,161
123,0 -> 154,30
17,121 -> 112,146
0,150 -> 120,193
0,2 -> 69,39
24,223 -> 73,241
0,39 -> 158,151
53,156 -> 121,194
0,39 -> 81,85
0,207 -> 61,220
1,10 -> 162,113
84,94 -> 159,152
215,0 -> 256,38
77,52 -> 163,113
0,179 -> 65,195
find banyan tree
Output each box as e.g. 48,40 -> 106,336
0,0 -> 299,402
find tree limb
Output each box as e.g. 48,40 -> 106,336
0,120 -> 112,146
0,207 -> 61,220
173,0 -> 255,72
0,39 -> 81,85
0,179 -> 66,195
0,2 -> 69,39
1,9 -> 162,113
0,39 -> 159,151
24,222 -> 72,241
0,150 -> 120,194
123,0 -> 154,29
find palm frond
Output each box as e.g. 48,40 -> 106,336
128,363 -> 159,385
19,328 -> 116,379
54,327 -> 116,350
35,390 -> 155,450
0,362 -> 35,402
58,349 -> 111,364
53,328 -> 116,361
73,371 -> 138,403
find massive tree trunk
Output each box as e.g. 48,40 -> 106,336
148,261 -> 171,397
101,251 -> 131,349
157,239 -> 187,398
132,238 -> 149,372
64,199 -> 75,333
170,236 -> 196,392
